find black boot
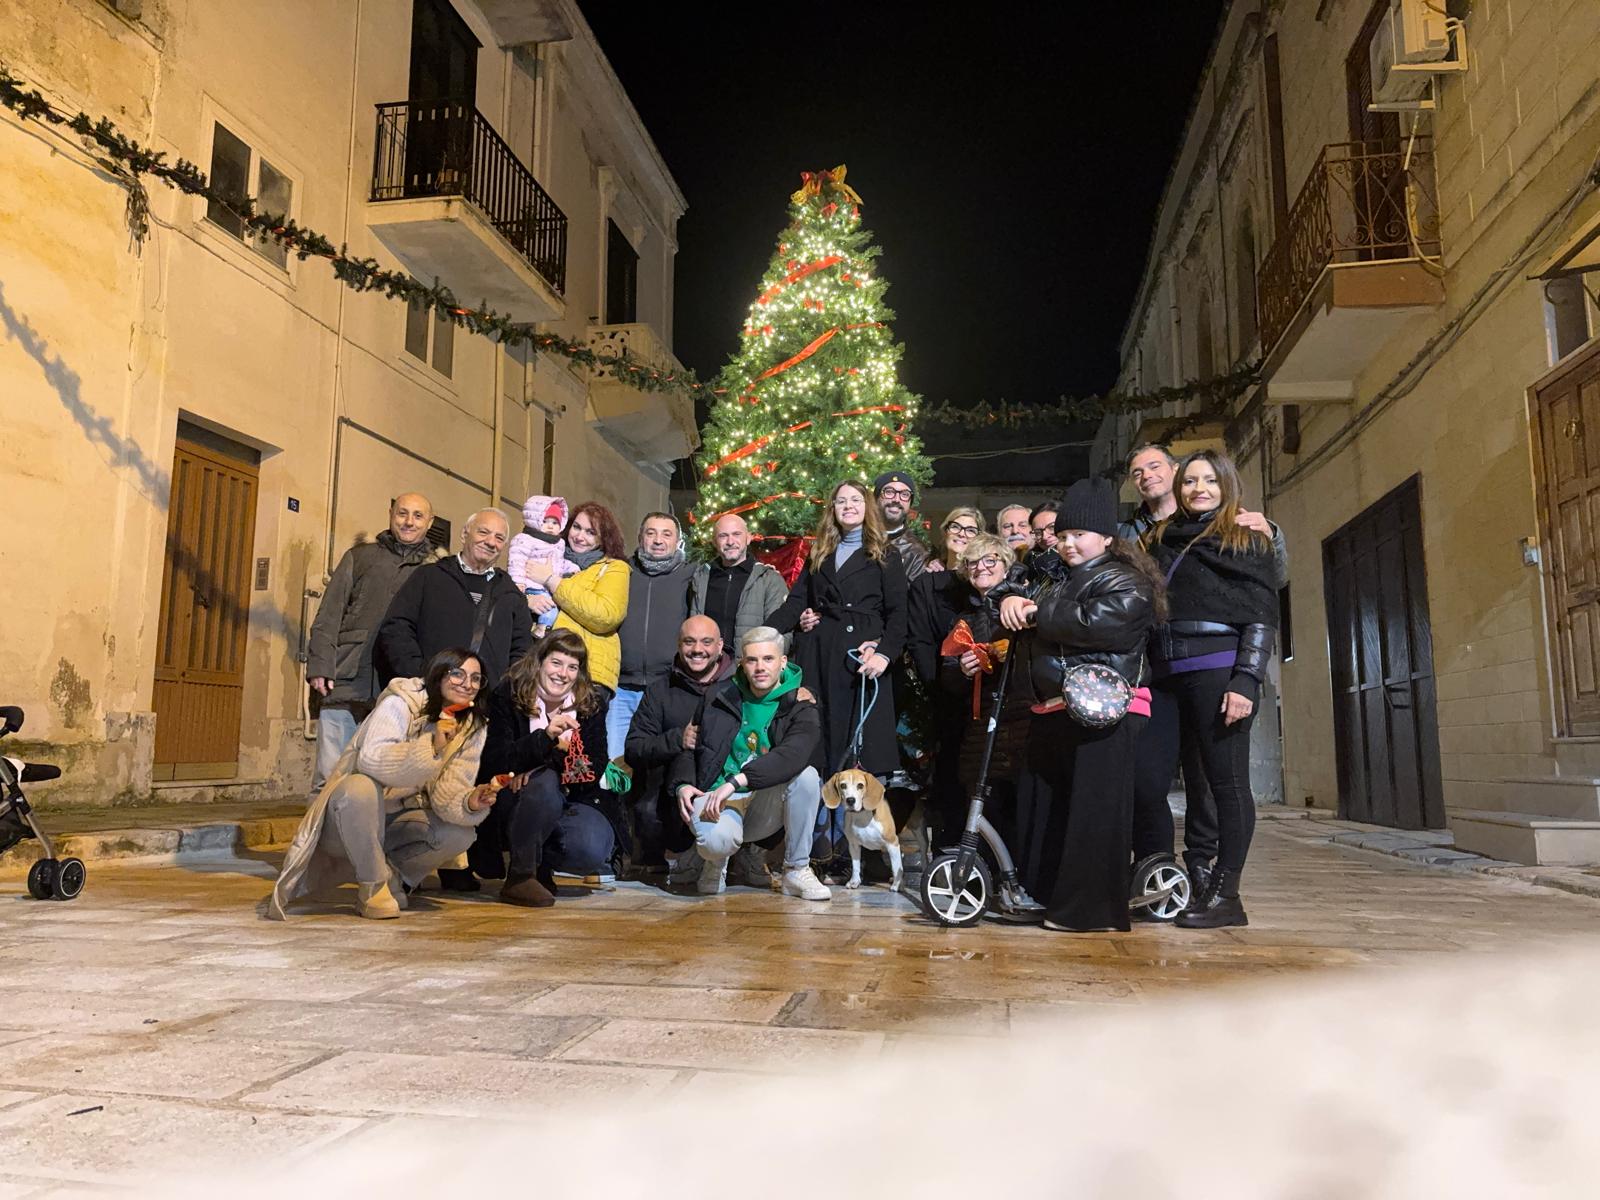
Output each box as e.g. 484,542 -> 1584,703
436,867 -> 481,893
1175,868 -> 1247,929
1183,858 -> 1213,911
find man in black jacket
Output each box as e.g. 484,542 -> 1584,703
625,616 -> 736,879
305,493 -> 439,794
376,508 -> 532,689
669,627 -> 832,901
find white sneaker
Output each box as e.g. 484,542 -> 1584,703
356,881 -> 401,919
781,865 -> 832,901
697,857 -> 728,895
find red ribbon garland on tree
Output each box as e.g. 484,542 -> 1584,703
738,322 -> 884,404
753,255 -> 844,307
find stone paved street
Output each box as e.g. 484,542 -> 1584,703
0,813 -> 1597,1194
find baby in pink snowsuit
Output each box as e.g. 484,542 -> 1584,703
508,495 -> 575,630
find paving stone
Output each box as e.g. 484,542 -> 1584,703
516,983 -> 793,1024
189,1000 -> 594,1058
556,1017 -> 883,1072
780,989 -> 1012,1033
0,990 -> 227,1036
0,1034 -> 321,1101
0,1092 -> 360,1186
242,1050 -> 675,1116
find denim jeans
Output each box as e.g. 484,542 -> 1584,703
311,704 -> 364,797
691,767 -> 820,871
320,773 -> 477,886
503,768 -> 616,877
605,687 -> 644,765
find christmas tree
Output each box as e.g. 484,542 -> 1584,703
692,166 -> 932,550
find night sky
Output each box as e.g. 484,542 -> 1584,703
577,3 -> 1226,409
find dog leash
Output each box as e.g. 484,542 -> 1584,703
836,647 -> 881,774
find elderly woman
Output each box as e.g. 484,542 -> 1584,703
476,628 -> 618,906
520,501 -> 630,697
269,647 -> 495,920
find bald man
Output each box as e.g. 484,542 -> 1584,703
306,493 -> 441,795
624,615 -> 738,877
688,514 -> 791,649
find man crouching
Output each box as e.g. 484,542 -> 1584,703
670,627 -> 832,900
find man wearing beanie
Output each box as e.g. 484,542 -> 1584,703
874,470 -> 933,582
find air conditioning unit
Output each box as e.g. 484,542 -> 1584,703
1370,0 -> 1465,109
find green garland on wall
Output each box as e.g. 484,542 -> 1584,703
0,66 -> 712,397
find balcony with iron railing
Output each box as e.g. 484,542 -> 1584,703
1256,139 -> 1445,404
586,322 -> 700,465
366,98 -> 567,323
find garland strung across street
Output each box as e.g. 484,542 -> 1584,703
0,66 -> 712,399
920,360 -> 1263,430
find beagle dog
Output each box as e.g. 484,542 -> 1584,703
822,768 -> 913,892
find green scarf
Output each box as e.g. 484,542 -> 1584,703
715,661 -> 803,789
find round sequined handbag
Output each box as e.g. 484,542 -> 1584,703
1060,662 -> 1134,729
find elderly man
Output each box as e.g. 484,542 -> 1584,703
875,471 -> 935,580
625,615 -> 740,881
613,511 -> 695,776
305,493 -> 440,795
375,507 -> 532,689
670,626 -> 831,900
688,514 -> 790,650
997,503 -> 1035,556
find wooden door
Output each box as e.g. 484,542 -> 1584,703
152,435 -> 259,780
405,0 -> 480,196
1534,341 -> 1600,735
1323,476 -> 1445,829
1346,0 -> 1405,262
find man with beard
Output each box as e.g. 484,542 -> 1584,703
874,471 -> 935,581
306,492 -> 441,795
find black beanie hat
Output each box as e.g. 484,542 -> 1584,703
873,470 -> 916,499
1054,478 -> 1118,537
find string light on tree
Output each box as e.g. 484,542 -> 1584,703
693,166 -> 931,541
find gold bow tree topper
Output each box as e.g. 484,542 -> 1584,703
791,164 -> 864,208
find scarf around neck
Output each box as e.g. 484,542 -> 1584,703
634,546 -> 686,576
565,545 -> 605,572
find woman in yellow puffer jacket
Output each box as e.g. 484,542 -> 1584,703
520,500 -> 630,693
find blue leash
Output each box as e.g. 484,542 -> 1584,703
838,647 -> 881,773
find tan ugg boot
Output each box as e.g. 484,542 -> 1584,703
356,881 -> 401,919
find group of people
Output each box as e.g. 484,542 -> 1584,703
271,445 -> 1283,937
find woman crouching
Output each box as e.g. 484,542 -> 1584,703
998,478 -> 1163,932
270,648 -> 495,920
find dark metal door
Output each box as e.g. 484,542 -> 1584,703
1534,340 -> 1600,735
1323,475 -> 1444,829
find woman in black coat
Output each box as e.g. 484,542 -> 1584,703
999,478 -> 1163,932
1133,450 -> 1278,930
472,628 -> 621,907
770,479 -> 908,866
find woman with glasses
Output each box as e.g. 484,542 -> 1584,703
270,647 -> 496,920
936,507 -> 987,571
476,628 -> 617,907
770,479 -> 909,871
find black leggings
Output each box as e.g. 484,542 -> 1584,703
1132,667 -> 1256,873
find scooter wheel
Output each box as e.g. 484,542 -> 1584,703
26,858 -> 57,901
1130,854 -> 1190,922
920,852 -> 992,928
52,858 -> 86,901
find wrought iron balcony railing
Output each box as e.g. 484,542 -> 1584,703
1257,139 -> 1440,355
372,99 -> 567,296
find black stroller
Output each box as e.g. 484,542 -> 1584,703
0,706 -> 85,901
918,637 -> 1191,927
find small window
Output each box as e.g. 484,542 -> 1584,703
1545,274 -> 1596,364
403,286 -> 455,379
426,516 -> 451,550
542,414 -> 556,492
204,121 -> 292,268
1279,584 -> 1294,663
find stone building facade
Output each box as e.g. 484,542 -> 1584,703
1,0 -> 693,804
1099,0 -> 1600,862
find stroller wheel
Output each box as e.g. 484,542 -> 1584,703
52,858 -> 86,901
26,858 -> 57,901
1129,854 -> 1190,922
920,852 -> 992,927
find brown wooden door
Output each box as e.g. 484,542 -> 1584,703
1534,342 -> 1600,736
1323,476 -> 1444,829
152,436 -> 259,780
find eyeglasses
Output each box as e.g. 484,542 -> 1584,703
445,668 -> 484,688
945,523 -> 979,538
879,486 -> 912,501
970,555 -> 1006,571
